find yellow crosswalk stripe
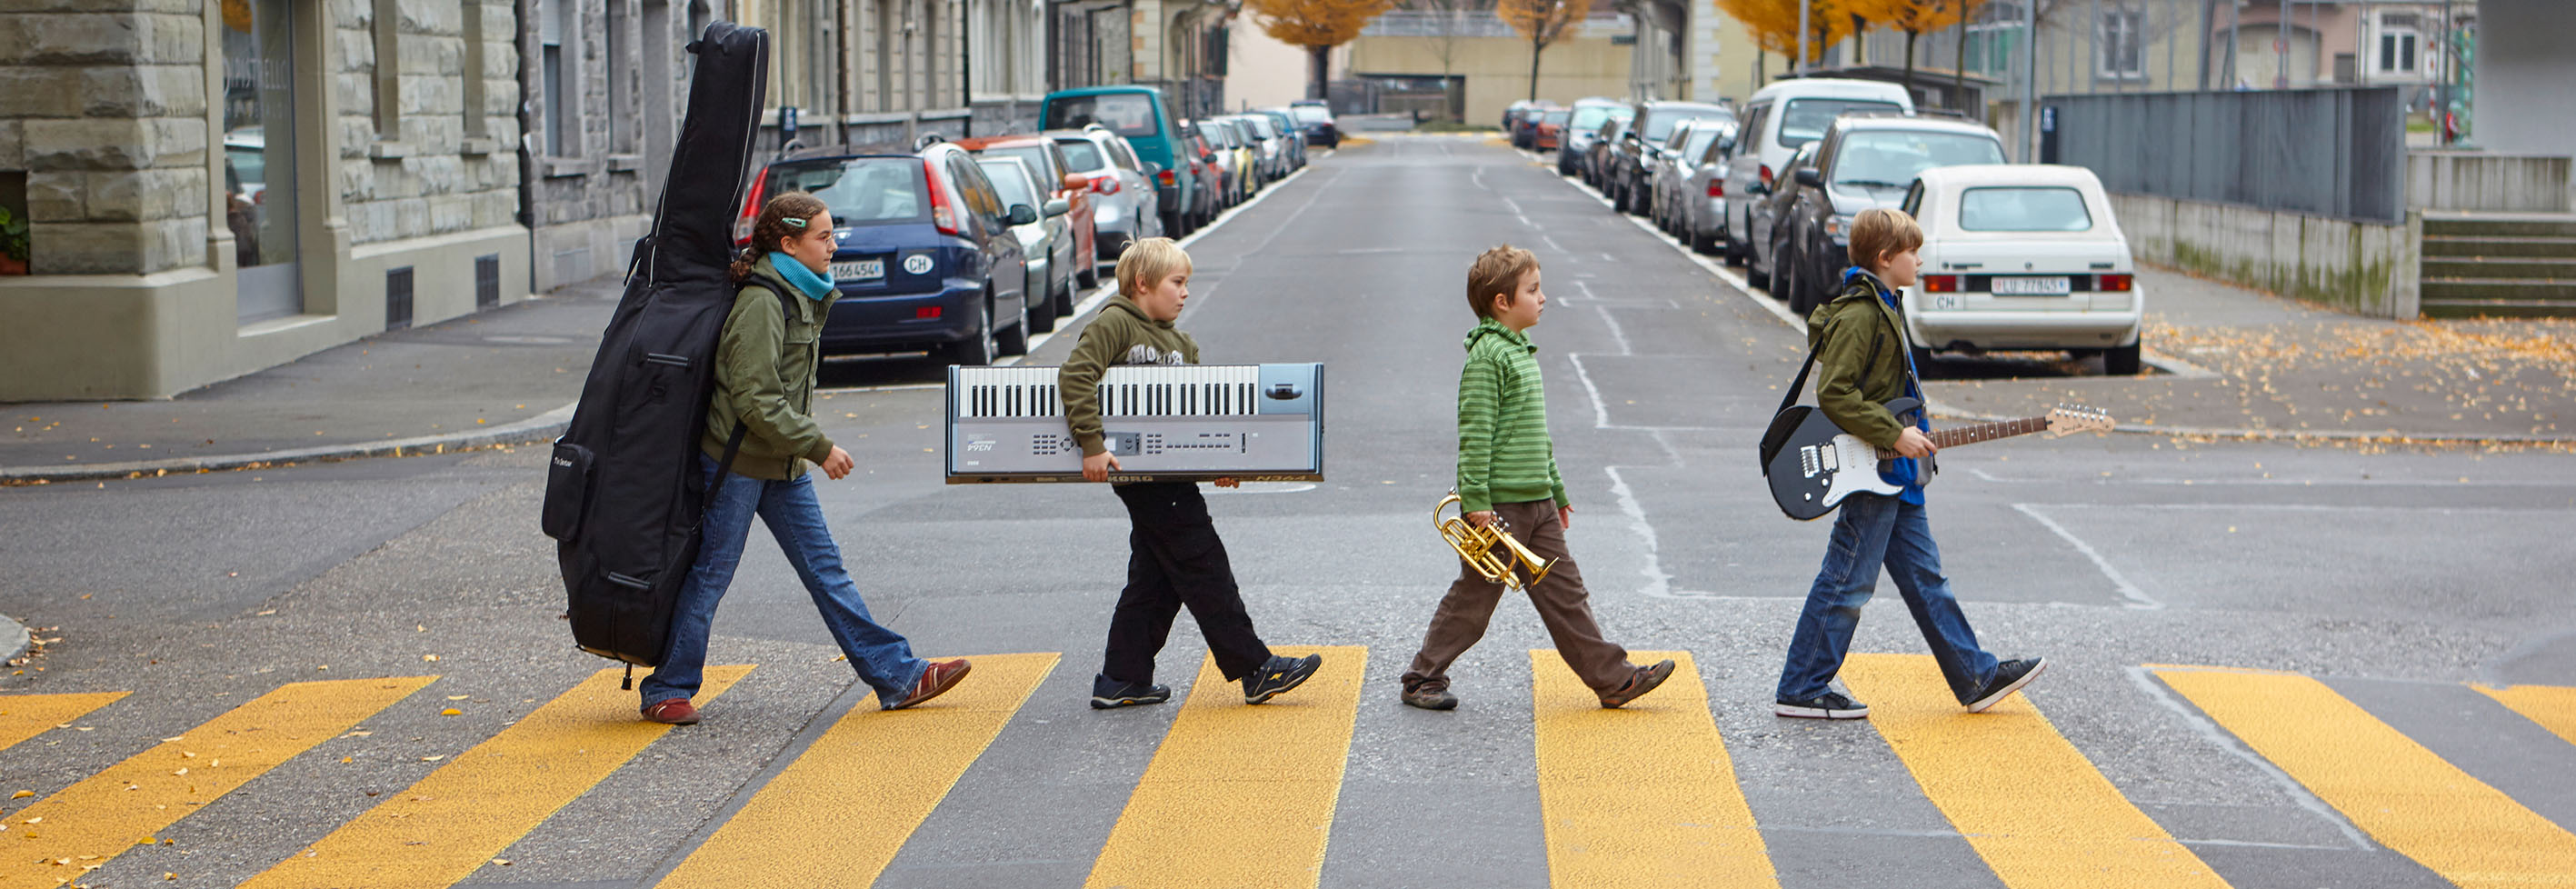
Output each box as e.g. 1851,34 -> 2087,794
240,665 -> 754,889
1844,654 -> 2230,889
2,676 -> 434,889
1084,645 -> 1365,889
2474,683 -> 2576,749
2158,665 -> 2576,889
655,653 -> 1057,889
1532,650 -> 1778,889
0,691 -> 128,755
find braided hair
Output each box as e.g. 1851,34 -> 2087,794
729,191 -> 832,283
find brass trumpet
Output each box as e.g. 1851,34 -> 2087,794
1434,493 -> 1557,591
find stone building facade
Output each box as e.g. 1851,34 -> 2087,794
520,0 -> 705,292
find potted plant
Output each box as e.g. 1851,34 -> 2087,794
0,205 -> 26,275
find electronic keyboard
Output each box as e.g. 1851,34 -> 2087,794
944,363 -> 1324,483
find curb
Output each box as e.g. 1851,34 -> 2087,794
0,613 -> 25,665
0,401 -> 579,484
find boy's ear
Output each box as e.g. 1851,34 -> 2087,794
1491,290 -> 1515,308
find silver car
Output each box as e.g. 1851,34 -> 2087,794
1052,125 -> 1163,266
1230,115 -> 1290,181
977,156 -> 1076,332
1670,120 -> 1736,255
1649,118 -> 1732,245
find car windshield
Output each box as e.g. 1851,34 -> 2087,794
1542,110 -> 1571,125
1778,98 -> 1902,148
1958,186 -> 2095,232
1642,108 -> 1728,143
1056,139 -> 1108,173
766,157 -> 928,225
1292,105 -> 1332,123
983,145 -> 1054,183
976,160 -> 1042,213
1243,117 -> 1275,138
1831,131 -> 2005,188
1681,127 -> 1722,162
1048,93 -> 1158,138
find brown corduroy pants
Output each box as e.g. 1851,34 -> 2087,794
1403,499 -> 1635,694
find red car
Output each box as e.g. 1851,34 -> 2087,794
1533,108 -> 1573,152
955,135 -> 1099,289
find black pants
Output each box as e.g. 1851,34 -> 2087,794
1105,482 -> 1273,684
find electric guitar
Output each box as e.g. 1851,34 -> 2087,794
1763,398 -> 2113,521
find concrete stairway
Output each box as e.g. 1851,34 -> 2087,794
2419,212 -> 2576,318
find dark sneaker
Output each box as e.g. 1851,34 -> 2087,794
1774,691 -> 1870,719
1402,681 -> 1458,711
884,658 -> 973,711
642,697 -> 700,725
1091,674 -> 1173,709
1243,654 -> 1323,704
1599,659 -> 1678,709
1962,657 -> 2046,713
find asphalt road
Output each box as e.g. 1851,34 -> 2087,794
5,136 -> 2572,889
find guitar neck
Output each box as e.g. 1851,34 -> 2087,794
1927,415 -> 2051,449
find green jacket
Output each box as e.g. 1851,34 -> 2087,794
1808,269 -> 1915,450
701,255 -> 835,480
1058,294 -> 1198,456
1456,318 -> 1568,514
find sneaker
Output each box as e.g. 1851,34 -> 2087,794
1773,691 -> 1870,719
883,658 -> 973,711
1598,659 -> 1678,709
1962,657 -> 2046,713
1243,654 -> 1323,704
1402,681 -> 1458,711
642,697 -> 700,725
1091,674 -> 1173,709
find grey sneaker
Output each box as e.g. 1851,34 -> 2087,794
1774,690 -> 1870,719
1962,657 -> 2046,713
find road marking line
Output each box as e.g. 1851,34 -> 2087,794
2474,683 -> 2576,750
2,676 -> 435,889
240,665 -> 753,889
0,691 -> 127,754
653,653 -> 1056,889
1842,654 -> 2230,889
1532,650 -> 1778,889
2008,504 -> 2162,610
2156,665 -> 2576,889
1083,645 -> 1365,889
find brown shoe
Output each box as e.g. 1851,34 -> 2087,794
884,658 -> 972,711
1598,659 -> 1676,709
642,697 -> 700,725
1402,681 -> 1459,711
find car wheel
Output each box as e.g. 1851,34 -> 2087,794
944,295 -> 997,365
1746,237 -> 1772,290
2103,342 -> 2143,375
996,293 -> 1032,357
1723,230 -> 1746,266
1029,274 -> 1061,334
1078,259 -> 1100,291
1911,344 -> 1937,379
1691,226 -> 1719,255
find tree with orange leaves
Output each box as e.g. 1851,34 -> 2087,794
1842,0 -> 1971,92
1496,0 -> 1593,101
1246,0 -> 1403,99
1718,0 -> 1855,73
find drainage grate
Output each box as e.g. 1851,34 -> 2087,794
474,253 -> 501,309
385,265 -> 414,330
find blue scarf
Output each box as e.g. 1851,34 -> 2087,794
768,252 -> 836,300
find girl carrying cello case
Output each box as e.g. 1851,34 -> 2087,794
541,21 -> 769,684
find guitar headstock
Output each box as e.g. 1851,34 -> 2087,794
2043,404 -> 2114,436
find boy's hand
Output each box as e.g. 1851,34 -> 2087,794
1212,476 -> 1240,488
1083,451 -> 1121,483
1559,504 -> 1573,530
1467,510 -> 1497,528
819,446 -> 854,480
1892,427 -> 1937,459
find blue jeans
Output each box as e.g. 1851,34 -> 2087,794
640,454 -> 927,706
1776,493 -> 1999,704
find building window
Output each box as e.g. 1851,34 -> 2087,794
372,0 -> 400,139
540,0 -> 578,156
2379,13 -> 2419,74
2096,6 -> 2143,80
609,0 -> 633,154
462,1 -> 487,138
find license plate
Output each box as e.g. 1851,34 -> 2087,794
1992,275 -> 2071,296
831,259 -> 885,280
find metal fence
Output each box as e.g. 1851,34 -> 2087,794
2041,87 -> 2407,223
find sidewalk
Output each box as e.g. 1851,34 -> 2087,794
0,275 -> 621,484
1924,265 -> 2576,444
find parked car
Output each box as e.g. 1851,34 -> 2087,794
1583,114 -> 1631,189
1532,107 -> 1573,152
957,134 -> 1098,290
1175,123 -> 1226,225
1051,125 -> 1163,265
975,156 -> 1077,332
1899,165 -> 2144,375
1041,85 -> 1198,238
1189,119 -> 1247,206
1289,100 -> 1339,148
1556,98 -> 1627,176
1777,114 -> 2009,315
743,141 -> 1033,364
1678,121 -> 1737,255
1649,117 -> 1732,240
1743,141 -> 1820,297
1720,78 -> 1913,268
1607,100 -> 1732,215
1505,100 -> 1559,148
1233,114 -> 1291,181
1253,107 -> 1309,168
1212,117 -> 1264,196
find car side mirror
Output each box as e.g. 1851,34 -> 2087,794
1043,198 -> 1070,217
1747,179 -> 1770,196
1794,168 -> 1823,189
1006,204 -> 1039,225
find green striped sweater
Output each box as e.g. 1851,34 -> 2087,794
1456,318 -> 1569,513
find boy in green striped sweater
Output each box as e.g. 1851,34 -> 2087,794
1400,245 -> 1676,711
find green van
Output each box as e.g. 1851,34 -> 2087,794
1041,85 -> 1198,237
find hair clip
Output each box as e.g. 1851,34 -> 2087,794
782,215 -> 808,229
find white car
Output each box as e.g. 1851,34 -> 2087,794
1720,78 -> 1912,268
1899,165 -> 2144,375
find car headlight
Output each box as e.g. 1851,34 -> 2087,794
1823,214 -> 1856,244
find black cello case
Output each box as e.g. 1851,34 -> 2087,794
541,21 -> 768,671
